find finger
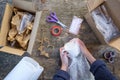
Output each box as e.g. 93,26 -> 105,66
60,48 -> 66,57
61,50 -> 67,58
60,47 -> 64,52
60,47 -> 64,55
63,52 -> 69,58
64,53 -> 68,57
61,50 -> 66,56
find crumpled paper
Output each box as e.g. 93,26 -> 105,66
7,9 -> 34,50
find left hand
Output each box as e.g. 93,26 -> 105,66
60,47 -> 69,71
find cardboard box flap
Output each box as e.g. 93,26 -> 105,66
105,0 -> 120,30
109,38 -> 120,51
0,4 -> 13,46
87,0 -> 105,12
13,0 -> 36,12
0,46 -> 25,56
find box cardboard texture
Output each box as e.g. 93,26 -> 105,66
87,0 -> 104,12
85,0 -> 120,51
0,2 -> 42,56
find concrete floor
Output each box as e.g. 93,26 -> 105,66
31,0 -> 120,80
0,0 -> 120,80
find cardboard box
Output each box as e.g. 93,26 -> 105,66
87,0 -> 104,12
85,0 -> 120,50
0,1 -> 42,56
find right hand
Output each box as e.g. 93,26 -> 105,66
70,38 -> 91,56
73,38 -> 96,64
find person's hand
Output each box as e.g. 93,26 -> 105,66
60,47 -> 68,71
70,38 -> 90,55
72,38 -> 96,64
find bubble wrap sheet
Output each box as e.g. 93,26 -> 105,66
64,39 -> 95,80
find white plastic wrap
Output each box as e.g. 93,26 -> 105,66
18,13 -> 34,34
64,39 -> 94,80
91,7 -> 119,42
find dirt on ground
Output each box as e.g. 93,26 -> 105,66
0,0 -> 120,80
31,0 -> 120,80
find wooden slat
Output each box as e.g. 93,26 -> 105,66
27,11 -> 42,55
0,46 -> 25,56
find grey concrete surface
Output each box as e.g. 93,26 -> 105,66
0,0 -> 120,80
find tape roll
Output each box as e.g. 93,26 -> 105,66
50,26 -> 62,36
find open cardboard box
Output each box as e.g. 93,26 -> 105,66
0,0 -> 42,56
85,0 -> 120,51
